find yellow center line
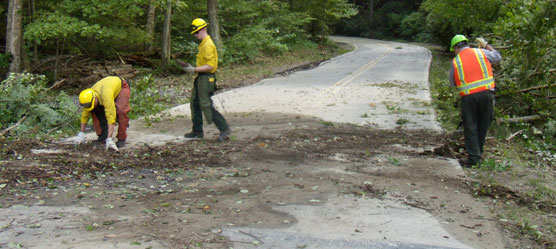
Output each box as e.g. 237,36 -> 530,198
333,44 -> 393,88
310,43 -> 393,105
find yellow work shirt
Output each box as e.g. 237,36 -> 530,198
80,76 -> 122,125
196,35 -> 218,73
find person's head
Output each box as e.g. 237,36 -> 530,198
79,88 -> 96,111
450,34 -> 469,53
191,18 -> 208,40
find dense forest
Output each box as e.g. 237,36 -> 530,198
0,0 -> 554,151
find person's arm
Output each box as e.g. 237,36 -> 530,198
194,65 -> 214,73
482,45 -> 502,64
449,64 -> 456,87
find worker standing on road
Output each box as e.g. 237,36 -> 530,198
177,18 -> 231,142
449,35 -> 501,167
75,76 -> 131,151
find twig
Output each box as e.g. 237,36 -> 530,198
497,115 -> 541,124
47,109 -> 80,134
515,84 -> 555,94
192,232 -> 208,242
0,219 -> 16,233
380,220 -> 393,226
191,232 -> 254,245
505,129 -> 524,142
403,201 -> 434,211
47,79 -> 66,91
0,116 -> 27,136
239,230 -> 262,242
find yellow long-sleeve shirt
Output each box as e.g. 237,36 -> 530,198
196,35 -> 218,73
80,76 -> 122,124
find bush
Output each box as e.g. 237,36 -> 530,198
399,12 -> 432,43
0,53 -> 11,77
0,73 -> 79,137
224,25 -> 289,64
128,74 -> 174,120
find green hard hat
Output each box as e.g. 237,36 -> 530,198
450,34 -> 468,51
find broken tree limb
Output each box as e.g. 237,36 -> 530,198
0,116 -> 27,136
47,79 -> 65,91
505,129 -> 524,142
515,84 -> 555,94
497,115 -> 541,124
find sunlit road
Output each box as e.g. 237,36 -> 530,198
209,36 -> 441,130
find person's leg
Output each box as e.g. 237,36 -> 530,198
186,77 -> 204,137
115,80 -> 131,145
92,106 -> 108,142
476,92 -> 494,156
212,105 -> 229,132
461,94 -> 481,165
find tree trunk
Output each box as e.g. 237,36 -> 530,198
29,0 -> 38,64
207,0 -> 222,50
146,0 -> 157,54
368,0 -> 374,25
6,0 -> 23,73
161,0 -> 171,67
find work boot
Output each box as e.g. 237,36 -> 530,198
458,158 -> 477,168
217,128 -> 232,142
184,131 -> 204,140
116,139 -> 126,148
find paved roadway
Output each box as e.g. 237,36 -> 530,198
209,36 -> 441,130
204,37 -> 473,248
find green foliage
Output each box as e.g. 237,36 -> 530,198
0,52 -> 11,77
399,12 -> 432,42
494,0 -> 556,120
295,0 -> 358,39
128,74 -> 173,120
24,0 -> 151,56
422,0 -> 502,48
474,158 -> 511,171
218,0 -> 311,63
0,73 -> 79,137
335,1 -> 424,41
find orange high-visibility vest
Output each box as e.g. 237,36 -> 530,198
452,48 -> 495,96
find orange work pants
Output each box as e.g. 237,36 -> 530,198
92,79 -> 131,141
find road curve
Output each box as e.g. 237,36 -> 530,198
193,36 -> 442,131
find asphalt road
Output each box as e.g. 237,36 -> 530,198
205,37 -> 473,248
209,36 -> 442,131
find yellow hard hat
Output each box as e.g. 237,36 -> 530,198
190,18 -> 208,34
79,88 -> 96,111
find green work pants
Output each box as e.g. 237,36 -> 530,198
461,91 -> 494,164
190,73 -> 228,133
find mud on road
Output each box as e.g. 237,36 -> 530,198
0,113 -> 513,249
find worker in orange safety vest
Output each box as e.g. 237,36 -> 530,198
449,34 -> 501,167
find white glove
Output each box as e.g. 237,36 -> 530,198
105,138 -> 119,151
76,132 -> 85,144
476,37 -> 488,48
183,63 -> 196,74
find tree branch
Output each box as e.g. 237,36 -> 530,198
515,84 -> 555,94
497,115 -> 541,124
0,116 -> 27,136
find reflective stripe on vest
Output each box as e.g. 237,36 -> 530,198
453,48 -> 495,96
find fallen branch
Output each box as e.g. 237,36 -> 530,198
497,115 -> 541,124
505,129 -> 524,142
47,79 -> 66,91
515,84 -> 555,94
47,107 -> 81,135
0,116 -> 27,136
